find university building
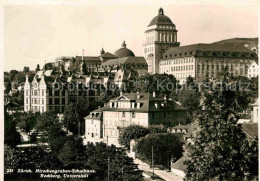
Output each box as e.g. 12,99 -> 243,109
143,8 -> 180,74
84,92 -> 186,146
159,43 -> 258,83
143,8 -> 258,81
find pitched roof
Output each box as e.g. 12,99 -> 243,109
101,57 -> 147,67
241,123 -> 258,138
162,43 -> 257,59
75,56 -> 101,62
101,93 -> 186,112
100,52 -> 118,59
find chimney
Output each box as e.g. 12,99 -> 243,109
137,92 -> 140,100
153,91 -> 156,97
98,106 -> 101,109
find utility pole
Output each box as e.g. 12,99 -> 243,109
78,120 -> 80,138
107,135 -> 108,145
152,145 -> 154,179
107,157 -> 110,181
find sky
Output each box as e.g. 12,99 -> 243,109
4,2 -> 259,71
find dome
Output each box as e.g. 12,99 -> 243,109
148,8 -> 175,27
114,41 -> 135,57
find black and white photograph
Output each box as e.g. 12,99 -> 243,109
2,0 -> 259,180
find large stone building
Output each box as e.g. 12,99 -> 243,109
24,70 -> 117,113
143,8 -> 180,74
159,43 -> 258,83
84,92 -> 186,146
55,41 -> 148,74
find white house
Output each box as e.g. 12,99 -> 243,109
248,61 -> 259,78
84,92 -> 187,147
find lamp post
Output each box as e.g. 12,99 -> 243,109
152,145 -> 154,179
107,157 -> 110,181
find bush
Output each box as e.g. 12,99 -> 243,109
118,125 -> 149,150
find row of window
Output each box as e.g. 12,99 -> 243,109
172,73 -> 195,78
49,98 -> 66,105
26,90 -> 45,96
248,69 -> 258,73
144,47 -> 154,53
29,98 -> 45,105
160,58 -> 194,65
31,106 -> 45,112
158,25 -> 175,29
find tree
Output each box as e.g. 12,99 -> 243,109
47,123 -> 67,155
118,125 -> 149,150
4,145 -> 20,172
178,89 -> 200,123
63,98 -> 90,135
85,142 -> 143,180
57,136 -> 87,169
35,64 -> 40,71
149,125 -> 168,134
9,70 -> 19,81
16,112 -> 38,134
81,61 -> 87,74
184,72 -> 258,180
5,81 -> 12,94
132,73 -> 179,98
4,109 -> 21,148
35,112 -> 59,131
23,66 -> 30,73
136,133 -> 183,169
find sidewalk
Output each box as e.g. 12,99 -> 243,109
127,152 -> 183,181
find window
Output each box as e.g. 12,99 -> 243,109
42,107 -> 44,112
49,98 -> 52,105
54,91 -> 60,96
54,98 -> 59,104
62,90 -> 65,96
42,98 -> 44,104
62,98 -> 65,104
26,98 -> 28,104
26,90 -> 28,96
49,89 -> 52,96
42,90 -> 44,96
122,112 -> 125,117
132,112 -> 136,118
34,90 -> 37,96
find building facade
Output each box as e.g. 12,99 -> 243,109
84,108 -> 103,144
159,43 -> 258,83
248,61 -> 259,78
84,92 -> 186,146
143,8 -> 180,74
24,70 -> 117,113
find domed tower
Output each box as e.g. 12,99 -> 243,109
114,40 -> 135,57
144,8 -> 180,74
